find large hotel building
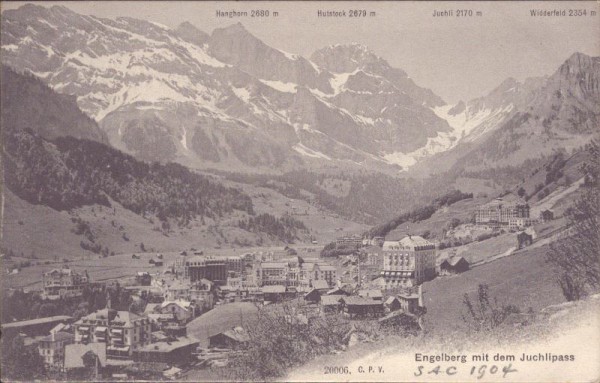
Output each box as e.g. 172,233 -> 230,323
381,236 -> 436,289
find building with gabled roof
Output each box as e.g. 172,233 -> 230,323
64,342 -> 106,371
439,256 -> 470,275
133,336 -> 199,364
38,331 -> 75,371
384,296 -> 401,312
340,296 -> 384,318
42,268 -> 89,299
209,327 -> 250,349
319,295 -> 343,313
263,285 -> 286,302
73,309 -> 152,359
304,288 -> 321,303
358,289 -> 383,301
311,279 -> 330,291
475,194 -> 530,227
160,300 -> 196,323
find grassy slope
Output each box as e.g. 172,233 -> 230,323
1,180 -> 368,262
422,244 -> 564,332
287,294 -> 600,382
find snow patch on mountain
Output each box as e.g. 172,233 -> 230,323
329,70 -> 359,95
382,151 -> 417,170
293,143 -> 332,160
180,127 -> 189,150
259,79 -> 297,93
232,86 -> 251,102
383,102 -> 516,171
279,49 -> 299,61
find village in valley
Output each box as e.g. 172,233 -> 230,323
1,2 -> 598,382
1,192 -> 563,380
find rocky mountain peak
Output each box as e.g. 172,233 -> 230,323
175,21 -> 209,46
310,43 -> 385,73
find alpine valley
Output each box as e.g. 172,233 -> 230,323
1,4 -> 599,256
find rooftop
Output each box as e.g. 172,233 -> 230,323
161,300 -> 192,310
358,289 -> 383,298
1,315 -> 72,329
214,327 -> 250,343
320,295 -> 343,306
261,262 -> 288,269
399,236 -> 433,249
262,285 -> 286,293
312,280 -> 330,290
137,337 -> 199,353
40,331 -> 74,343
342,296 -> 382,306
64,343 -> 107,369
441,256 -> 469,267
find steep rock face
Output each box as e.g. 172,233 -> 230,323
0,5 -> 455,171
311,44 -> 445,108
174,21 -> 209,47
6,4 -> 593,174
1,4 -> 454,171
447,53 -> 600,171
407,53 -> 599,175
208,23 -> 331,93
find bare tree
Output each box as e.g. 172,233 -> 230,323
547,141 -> 600,301
462,284 -> 520,332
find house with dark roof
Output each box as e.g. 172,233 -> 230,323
358,289 -> 383,301
304,288 -> 321,303
262,285 -> 286,302
439,256 -> 470,275
319,295 -> 343,313
540,209 -> 554,222
208,327 -> 250,349
517,231 -> 533,249
326,287 -> 349,296
340,296 -> 384,318
133,336 -> 199,364
384,296 -> 401,312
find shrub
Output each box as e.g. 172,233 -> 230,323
462,284 -> 521,332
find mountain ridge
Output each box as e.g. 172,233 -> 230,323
1,4 -> 598,176
1,4 -> 453,172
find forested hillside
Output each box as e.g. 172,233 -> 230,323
218,170 -> 456,224
1,66 -> 309,245
4,132 -> 254,225
1,66 -> 108,143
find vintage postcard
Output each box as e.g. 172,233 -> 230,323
0,1 -> 598,382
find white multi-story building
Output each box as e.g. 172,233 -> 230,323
381,236 -> 436,289
73,309 -> 152,359
42,268 -> 89,299
38,331 -> 74,371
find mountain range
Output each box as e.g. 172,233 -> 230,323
1,4 -> 598,175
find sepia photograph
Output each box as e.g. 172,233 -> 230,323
0,1 -> 598,381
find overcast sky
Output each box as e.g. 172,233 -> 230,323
3,1 -> 598,103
